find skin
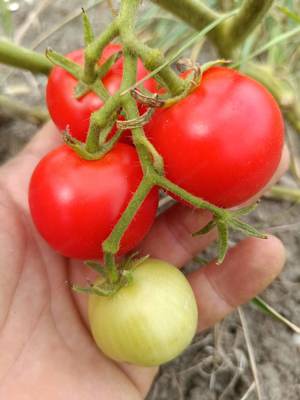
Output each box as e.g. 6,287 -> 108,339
0,122 -> 288,399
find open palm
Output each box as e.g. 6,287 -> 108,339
0,123 -> 287,399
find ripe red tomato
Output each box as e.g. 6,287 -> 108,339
145,67 -> 284,208
46,44 -> 157,142
29,144 -> 159,259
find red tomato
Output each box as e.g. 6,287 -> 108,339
145,67 -> 284,208
46,44 -> 157,142
29,144 -> 159,259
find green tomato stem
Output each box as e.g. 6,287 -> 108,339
150,0 -> 274,58
102,176 -> 155,255
79,0 -> 267,280
0,0 -> 282,276
151,0 -> 220,36
104,253 -> 119,283
154,174 -> 224,217
150,0 -> 224,55
102,2 -> 158,263
82,8 -> 95,46
0,39 -> 52,74
46,48 -> 82,78
85,93 -> 121,153
265,185 -> 300,203
119,50 -> 164,173
123,94 -> 164,174
83,0 -> 187,154
222,0 -> 274,53
83,20 -> 119,84
126,39 -> 187,96
96,0 -> 244,273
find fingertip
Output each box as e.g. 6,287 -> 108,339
280,144 -> 290,174
208,235 -> 286,301
261,234 -> 286,279
189,235 -> 286,331
241,235 -> 286,282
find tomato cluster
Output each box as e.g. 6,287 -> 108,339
28,45 -> 284,366
31,45 -> 160,259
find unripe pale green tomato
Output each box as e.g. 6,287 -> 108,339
88,258 -> 198,367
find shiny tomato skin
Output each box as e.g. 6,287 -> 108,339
145,67 -> 284,208
29,144 -> 159,259
46,45 -> 157,142
89,258 -> 198,366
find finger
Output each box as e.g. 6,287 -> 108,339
266,144 -> 290,187
138,205 -> 216,267
0,122 -> 62,208
21,120 -> 62,160
188,235 -> 285,331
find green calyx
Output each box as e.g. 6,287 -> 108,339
72,270 -> 133,297
72,253 -> 150,297
193,202 -> 267,264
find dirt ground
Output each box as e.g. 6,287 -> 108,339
1,1 -> 299,399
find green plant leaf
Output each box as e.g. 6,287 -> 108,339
46,48 -> 82,78
216,220 -> 229,264
85,260 -> 106,276
233,202 -> 259,217
192,219 -> 216,236
278,5 -> 300,24
82,8 -> 95,45
252,296 -> 300,334
230,218 -> 267,239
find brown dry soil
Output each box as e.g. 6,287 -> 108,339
1,1 -> 299,399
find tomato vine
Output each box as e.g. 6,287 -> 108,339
43,0 -> 269,285
0,0 -> 287,291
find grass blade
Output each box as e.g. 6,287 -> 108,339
252,296 -> 300,334
0,0 -> 13,37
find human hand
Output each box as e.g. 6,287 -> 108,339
0,123 -> 288,399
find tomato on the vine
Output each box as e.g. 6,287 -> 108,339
46,44 -> 157,142
29,143 -> 159,259
89,258 -> 198,366
145,66 -> 284,208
